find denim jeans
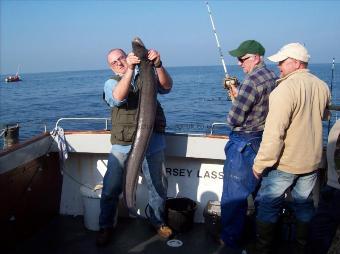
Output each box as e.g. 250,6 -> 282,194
256,168 -> 317,224
307,185 -> 340,254
99,147 -> 167,229
221,131 -> 262,248
142,150 -> 168,227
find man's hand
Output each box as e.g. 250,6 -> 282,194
126,52 -> 140,70
148,49 -> 161,68
253,168 -> 262,179
228,83 -> 238,101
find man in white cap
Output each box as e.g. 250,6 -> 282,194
252,43 -> 331,254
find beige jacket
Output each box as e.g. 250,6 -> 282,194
253,69 -> 330,175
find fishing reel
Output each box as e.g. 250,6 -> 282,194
223,76 -> 238,90
223,77 -> 238,101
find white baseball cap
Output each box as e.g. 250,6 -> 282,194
268,43 -> 310,63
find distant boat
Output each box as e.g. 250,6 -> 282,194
5,75 -> 22,83
5,65 -> 22,82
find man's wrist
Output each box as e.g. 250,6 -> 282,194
154,60 -> 162,68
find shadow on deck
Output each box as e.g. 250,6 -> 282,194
4,215 -> 295,254
4,215 -> 223,254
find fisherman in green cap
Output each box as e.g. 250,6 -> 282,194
220,40 -> 278,251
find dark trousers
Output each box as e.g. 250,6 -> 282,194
221,131 -> 262,248
307,185 -> 340,254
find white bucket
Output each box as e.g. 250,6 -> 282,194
80,185 -> 102,231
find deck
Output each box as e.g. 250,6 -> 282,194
3,214 -> 296,254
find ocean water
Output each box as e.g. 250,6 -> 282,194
0,64 -> 339,148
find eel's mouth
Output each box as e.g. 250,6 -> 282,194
132,37 -> 145,47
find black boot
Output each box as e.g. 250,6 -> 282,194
255,220 -> 276,254
294,221 -> 309,254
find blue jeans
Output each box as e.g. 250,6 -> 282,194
99,148 -> 167,229
221,131 -> 262,248
307,185 -> 340,254
256,169 -> 317,224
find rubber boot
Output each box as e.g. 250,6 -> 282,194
294,221 -> 309,254
255,220 -> 276,254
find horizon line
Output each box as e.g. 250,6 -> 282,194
1,62 -> 338,76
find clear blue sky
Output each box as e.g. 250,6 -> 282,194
1,0 -> 340,74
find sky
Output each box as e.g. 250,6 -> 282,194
1,0 -> 340,74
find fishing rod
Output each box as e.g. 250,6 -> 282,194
328,58 -> 336,134
205,1 -> 237,100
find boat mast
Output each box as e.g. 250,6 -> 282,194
16,64 -> 20,76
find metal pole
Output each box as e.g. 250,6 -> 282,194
328,58 -> 335,134
205,1 -> 229,78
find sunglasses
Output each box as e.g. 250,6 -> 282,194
237,56 -> 252,64
110,55 -> 126,67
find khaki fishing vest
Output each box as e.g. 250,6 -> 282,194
109,75 -> 166,145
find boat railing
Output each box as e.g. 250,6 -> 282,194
55,118 -> 230,135
55,117 -> 111,131
210,122 -> 228,135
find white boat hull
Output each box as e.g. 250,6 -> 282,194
57,131 -> 228,223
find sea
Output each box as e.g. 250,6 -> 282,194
0,64 -> 339,149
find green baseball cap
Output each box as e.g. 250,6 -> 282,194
229,40 -> 265,57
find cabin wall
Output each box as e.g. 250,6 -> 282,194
58,132 -> 228,223
63,132 -> 228,160
138,156 -> 224,223
59,153 -> 225,223
59,153 -> 108,215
